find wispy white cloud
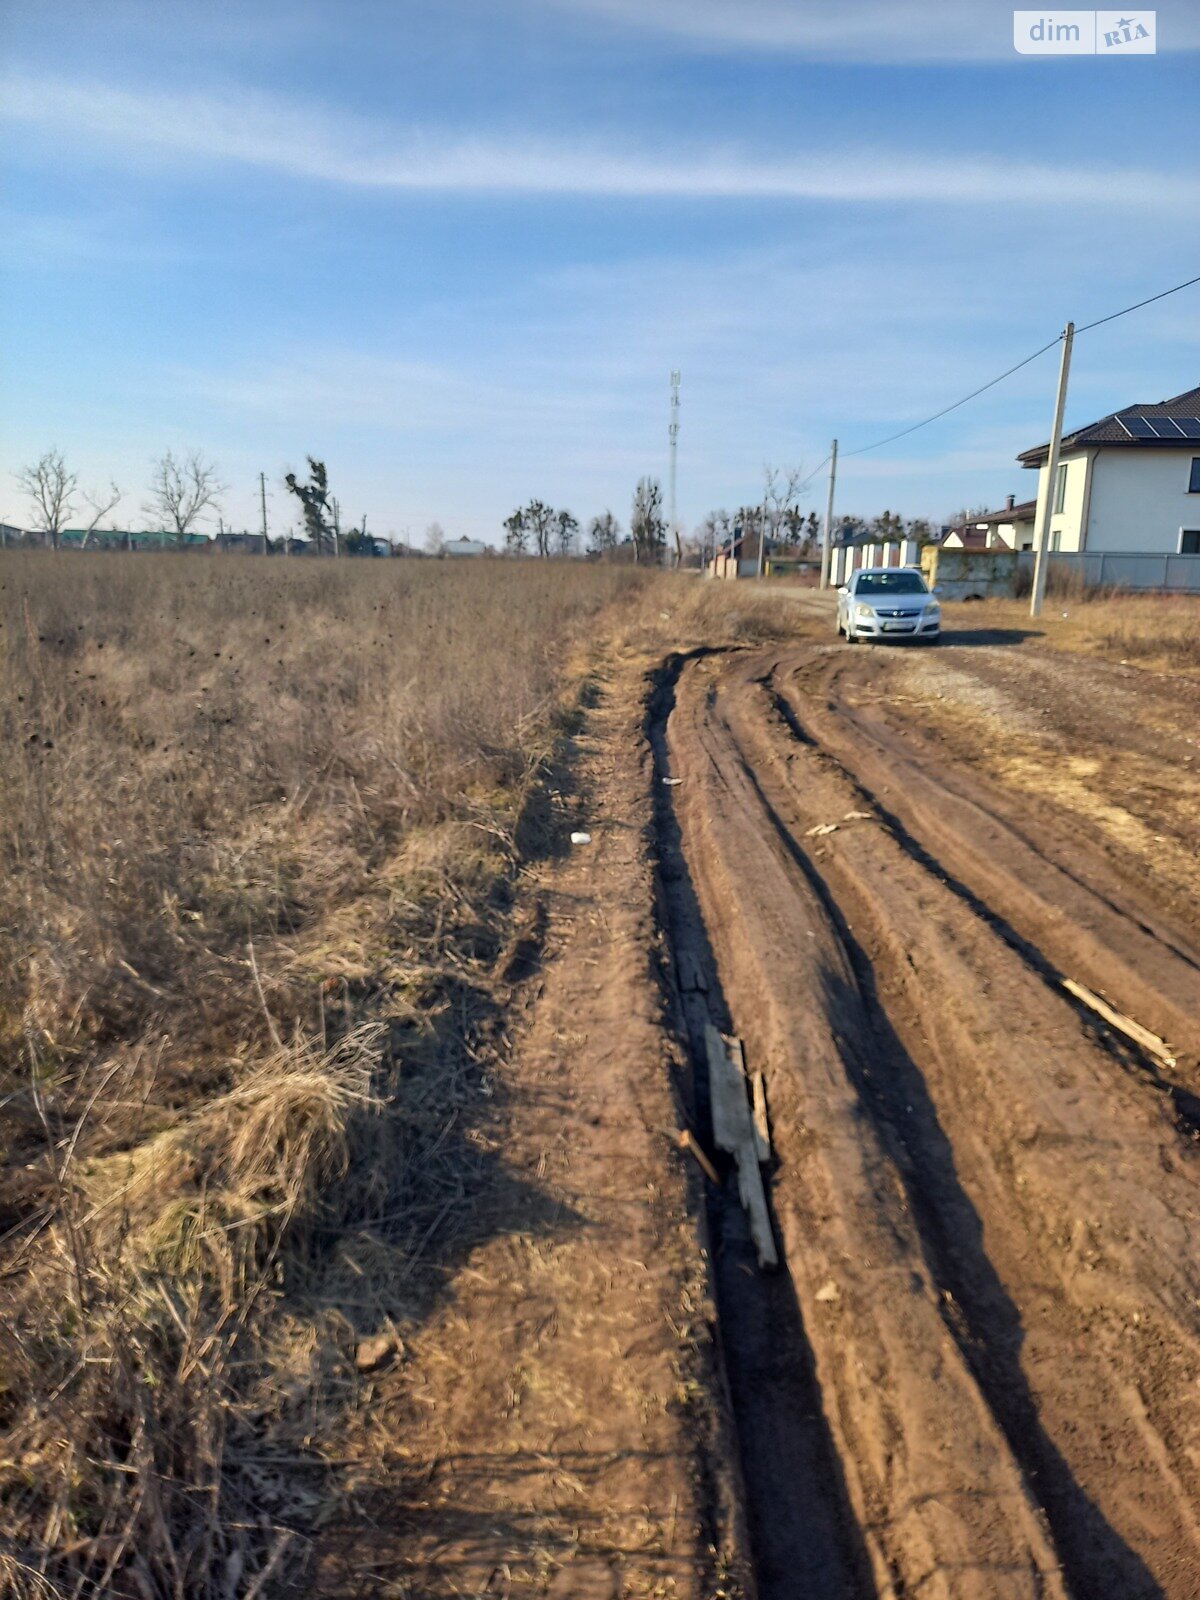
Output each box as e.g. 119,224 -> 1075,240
0,208 -> 187,266
533,0 -> 1200,60
3,75 -> 1197,210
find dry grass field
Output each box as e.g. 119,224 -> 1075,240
0,551 -> 689,1598
965,589 -> 1200,671
10,551 -> 1198,1600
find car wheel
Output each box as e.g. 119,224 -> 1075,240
845,623 -> 859,645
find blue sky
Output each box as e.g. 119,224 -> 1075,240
2,0 -> 1198,542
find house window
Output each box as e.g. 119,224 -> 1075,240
1182,530 -> 1200,555
1189,458 -> 1200,493
1054,462 -> 1068,513
1050,529 -> 1062,552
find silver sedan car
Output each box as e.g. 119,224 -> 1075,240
836,567 -> 941,644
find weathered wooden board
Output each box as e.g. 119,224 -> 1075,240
1063,978 -> 1176,1066
705,1024 -> 778,1269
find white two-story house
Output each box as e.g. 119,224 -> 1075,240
1017,382 -> 1200,555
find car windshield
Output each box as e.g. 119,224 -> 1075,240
855,571 -> 928,596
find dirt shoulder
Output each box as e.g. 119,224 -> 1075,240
313,643 -> 748,1599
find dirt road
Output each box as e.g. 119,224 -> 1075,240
656,624 -> 1200,1598
323,606 -> 1200,1599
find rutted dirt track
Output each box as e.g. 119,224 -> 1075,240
656,636 -> 1200,1600
319,617 -> 1200,1599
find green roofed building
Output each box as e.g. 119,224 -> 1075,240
60,529 -> 211,550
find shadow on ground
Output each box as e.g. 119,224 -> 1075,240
939,624 -> 1044,647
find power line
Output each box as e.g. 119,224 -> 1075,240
795,452 -> 832,493
841,336 -> 1064,460
824,267 -> 1199,464
1075,269 -> 1200,334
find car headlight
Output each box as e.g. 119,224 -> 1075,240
855,603 -> 875,620
925,602 -> 940,616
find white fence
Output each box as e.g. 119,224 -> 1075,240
1016,551 -> 1200,593
830,540 -> 922,585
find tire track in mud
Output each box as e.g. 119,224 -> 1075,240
760,668 -> 1200,1144
698,647 -> 1200,1598
723,687 -> 1165,1599
650,653 -> 1069,1600
796,649 -> 1200,1046
648,654 -> 876,1600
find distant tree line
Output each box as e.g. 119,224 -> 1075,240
500,477 -> 668,564
8,446 -> 949,563
10,447 -> 223,551
7,448 -> 391,556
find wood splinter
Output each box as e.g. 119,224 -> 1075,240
678,1128 -> 721,1186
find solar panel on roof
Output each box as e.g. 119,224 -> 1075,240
1149,417 -> 1185,438
1174,418 -> 1200,438
1119,415 -> 1157,438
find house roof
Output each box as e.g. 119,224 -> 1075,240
969,498 -> 1037,526
1018,383 -> 1200,465
942,497 -> 1033,550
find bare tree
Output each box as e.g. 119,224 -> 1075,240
697,508 -> 732,565
503,508 -> 529,555
424,521 -> 446,555
555,509 -> 579,557
587,510 -> 621,555
17,449 -> 77,549
147,450 -> 223,547
525,500 -> 555,558
763,464 -> 803,537
79,481 -> 122,549
631,478 -> 666,565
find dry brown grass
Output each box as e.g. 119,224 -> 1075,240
949,591 -> 1200,674
607,573 -> 801,655
0,550 -> 658,1597
1062,592 -> 1200,670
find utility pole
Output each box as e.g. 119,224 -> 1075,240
820,439 -> 839,589
668,370 -> 681,566
756,500 -> 767,579
331,495 -> 341,558
1030,323 -> 1074,619
259,472 -> 269,555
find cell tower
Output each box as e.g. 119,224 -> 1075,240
668,370 -> 681,552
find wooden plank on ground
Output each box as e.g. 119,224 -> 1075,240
733,1142 -> 778,1269
705,1024 -> 778,1269
1062,978 -> 1176,1067
706,1024 -> 754,1151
